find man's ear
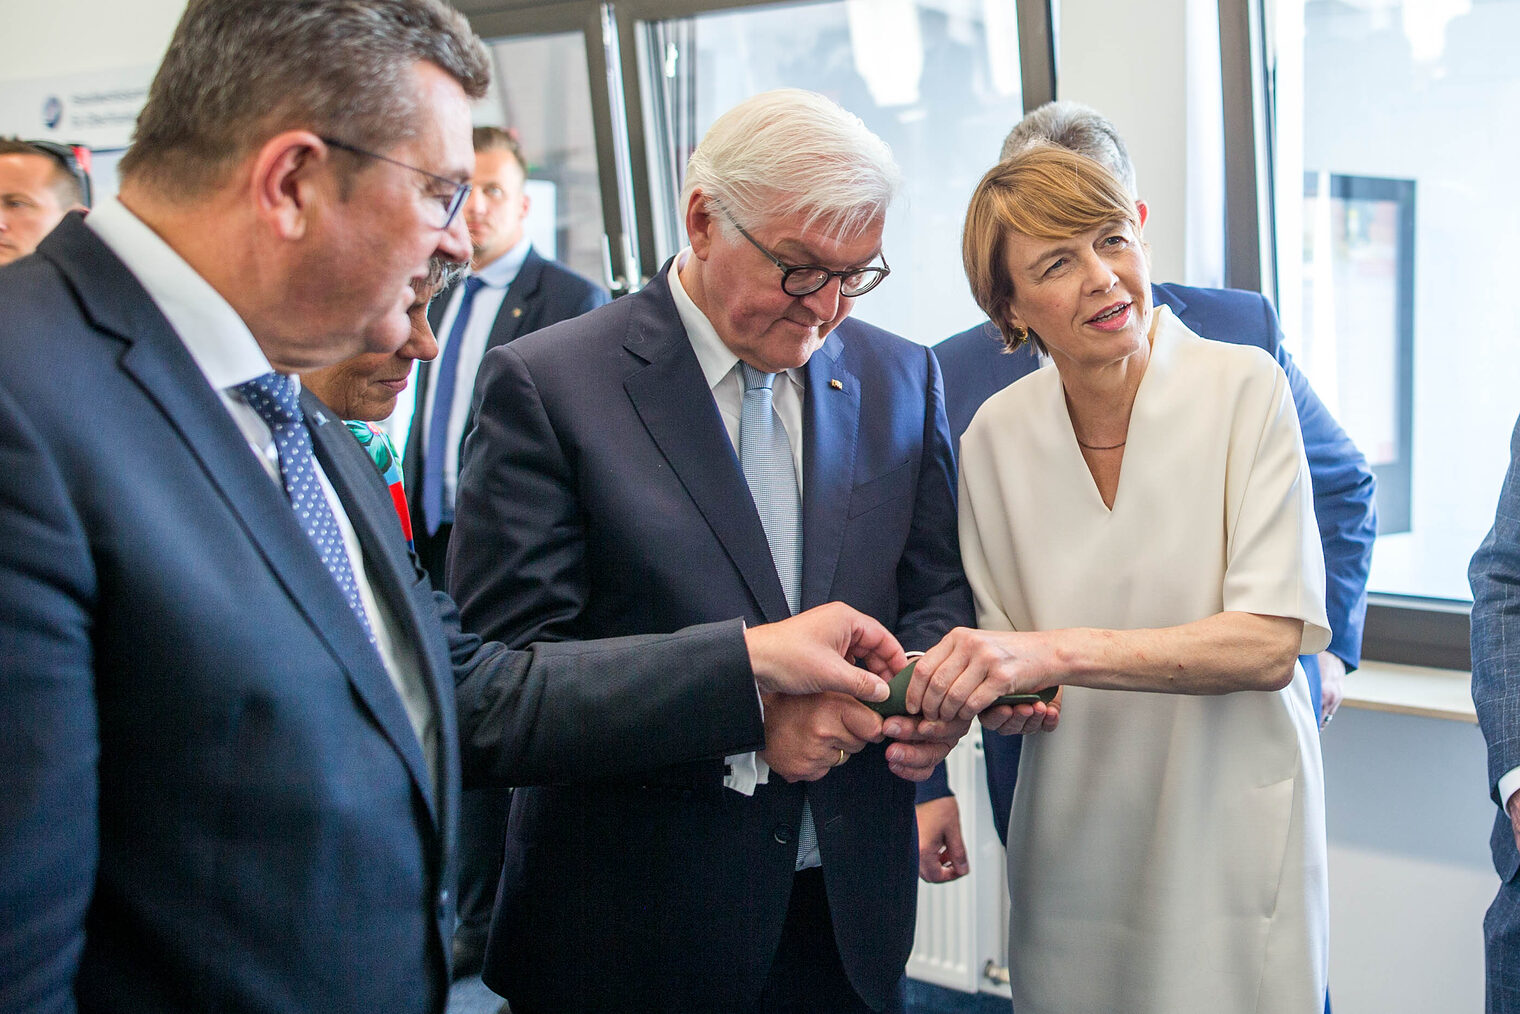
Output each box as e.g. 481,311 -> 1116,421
685,189 -> 718,260
1135,199 -> 1149,229
250,131 -> 329,241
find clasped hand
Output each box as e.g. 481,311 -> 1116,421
759,692 -> 971,783
906,627 -> 1062,735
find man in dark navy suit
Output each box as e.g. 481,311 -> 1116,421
450,89 -> 976,1014
915,101 -> 1377,887
0,6 -> 908,1012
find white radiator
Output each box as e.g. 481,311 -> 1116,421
906,726 -> 1013,998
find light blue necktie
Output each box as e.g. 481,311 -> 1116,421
237,372 -> 376,649
738,363 -> 816,869
422,275 -> 487,535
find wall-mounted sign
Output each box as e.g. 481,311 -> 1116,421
0,65 -> 154,150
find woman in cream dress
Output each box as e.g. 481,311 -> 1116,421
909,147 -> 1332,1013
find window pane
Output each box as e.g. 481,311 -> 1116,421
477,31 -> 608,286
637,0 -> 1024,345
1268,0 -> 1513,601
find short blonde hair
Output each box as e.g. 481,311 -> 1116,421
962,145 -> 1140,354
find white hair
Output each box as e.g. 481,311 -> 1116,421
680,88 -> 901,240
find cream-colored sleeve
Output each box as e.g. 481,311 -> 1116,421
1221,357 -> 1333,654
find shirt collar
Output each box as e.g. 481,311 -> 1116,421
668,248 -> 739,393
473,236 -> 532,288
87,196 -> 275,390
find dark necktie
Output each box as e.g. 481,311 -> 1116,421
422,275 -> 487,536
237,372 -> 376,647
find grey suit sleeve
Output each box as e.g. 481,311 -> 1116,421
0,379 -> 93,1013
1472,413 -> 1520,803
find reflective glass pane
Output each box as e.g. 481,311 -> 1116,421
1268,0 -> 1514,600
477,31 -> 608,286
638,0 -> 1024,345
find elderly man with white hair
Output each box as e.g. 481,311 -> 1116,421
448,88 -> 975,1013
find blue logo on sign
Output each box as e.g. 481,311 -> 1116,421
42,96 -> 63,130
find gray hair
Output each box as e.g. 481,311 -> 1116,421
1000,101 -> 1137,196
680,89 -> 901,239
419,256 -> 467,299
119,0 -> 490,196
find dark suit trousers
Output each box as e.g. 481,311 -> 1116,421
455,785 -> 511,951
755,869 -> 903,1014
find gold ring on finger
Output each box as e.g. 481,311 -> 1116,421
835,748 -> 847,767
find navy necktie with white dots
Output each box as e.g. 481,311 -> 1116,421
237,372 -> 377,648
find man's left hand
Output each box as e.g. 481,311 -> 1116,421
1319,651 -> 1347,727
915,796 -> 970,883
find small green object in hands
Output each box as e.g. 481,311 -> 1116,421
867,658 -> 1059,718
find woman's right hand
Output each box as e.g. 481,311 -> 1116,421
978,687 -> 1062,735
907,627 -> 1059,722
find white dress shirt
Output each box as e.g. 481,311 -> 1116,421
87,197 -> 439,793
422,236 -> 533,512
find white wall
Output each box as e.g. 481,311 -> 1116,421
1056,0 -> 1224,288
1322,708 -> 1494,1013
0,0 -> 184,81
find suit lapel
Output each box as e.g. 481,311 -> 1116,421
800,329 -> 860,609
621,270 -> 792,622
1152,282 -> 1187,317
307,395 -> 451,824
49,219 -> 442,824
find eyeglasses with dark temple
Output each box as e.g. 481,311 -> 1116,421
320,137 -> 471,230
722,210 -> 890,298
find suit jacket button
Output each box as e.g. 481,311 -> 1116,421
773,825 -> 793,845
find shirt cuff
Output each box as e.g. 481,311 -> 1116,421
1499,767 -> 1520,814
724,752 -> 772,796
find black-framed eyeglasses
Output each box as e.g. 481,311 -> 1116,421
724,213 -> 890,298
23,139 -> 92,208
320,136 -> 471,230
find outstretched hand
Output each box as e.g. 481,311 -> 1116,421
977,688 -> 1062,735
745,602 -> 904,701
907,627 -> 1056,722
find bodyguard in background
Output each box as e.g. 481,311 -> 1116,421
1471,412 -> 1520,1013
406,126 -> 608,587
0,138 -> 90,265
916,100 -> 1377,884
